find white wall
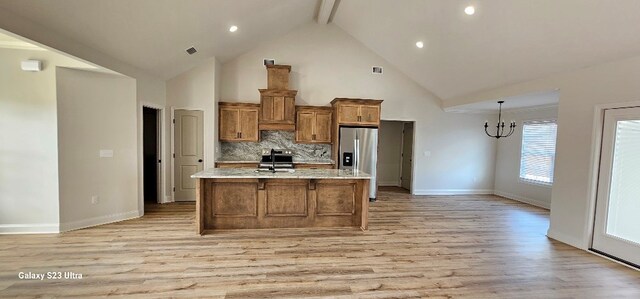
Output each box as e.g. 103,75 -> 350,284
0,15 -> 169,210
0,48 -> 92,233
56,68 -> 139,231
166,58 -> 217,200
378,121 -> 404,186
493,107 -> 558,209
221,23 -> 497,194
445,50 -> 640,250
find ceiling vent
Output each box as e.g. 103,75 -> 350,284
186,47 -> 197,55
372,66 -> 383,74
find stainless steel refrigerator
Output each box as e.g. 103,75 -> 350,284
339,127 -> 378,201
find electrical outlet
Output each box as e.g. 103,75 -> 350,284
91,196 -> 99,204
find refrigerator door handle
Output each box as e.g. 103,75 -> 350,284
354,139 -> 360,172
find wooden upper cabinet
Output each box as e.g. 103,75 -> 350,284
218,102 -> 260,142
331,98 -> 383,127
295,106 -> 332,144
266,65 -> 291,90
259,89 -> 297,131
314,111 -> 332,143
359,105 -> 380,126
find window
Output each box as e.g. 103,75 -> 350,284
519,120 -> 558,185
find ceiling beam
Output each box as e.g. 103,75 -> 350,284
316,0 -> 337,24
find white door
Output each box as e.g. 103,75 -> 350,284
592,107 -> 640,266
401,122 -> 413,191
174,109 -> 204,201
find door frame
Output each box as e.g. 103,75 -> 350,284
587,101 -> 640,252
380,119 -> 417,194
399,121 -> 415,193
171,107 -> 206,202
138,103 -> 167,213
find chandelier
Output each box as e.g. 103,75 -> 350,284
484,100 -> 516,139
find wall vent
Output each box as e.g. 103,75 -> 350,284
372,66 -> 383,74
186,47 -> 197,55
263,58 -> 275,66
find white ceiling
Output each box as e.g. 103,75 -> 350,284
2,0 -> 640,101
0,0 -> 317,79
332,0 -> 640,100
444,90 -> 559,114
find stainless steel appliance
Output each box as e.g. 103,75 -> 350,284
258,149 -> 294,172
339,127 -> 378,200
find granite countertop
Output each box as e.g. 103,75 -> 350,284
191,168 -> 369,179
215,159 -> 335,165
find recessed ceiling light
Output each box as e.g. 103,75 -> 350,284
464,6 -> 475,15
229,25 -> 238,32
415,41 -> 424,48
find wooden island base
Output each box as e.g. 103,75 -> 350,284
196,178 -> 369,234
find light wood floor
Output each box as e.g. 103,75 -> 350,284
1,190 -> 638,298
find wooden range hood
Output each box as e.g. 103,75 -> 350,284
258,64 -> 297,131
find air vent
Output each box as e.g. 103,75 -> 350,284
372,66 -> 383,74
186,47 -> 197,55
263,58 -> 275,66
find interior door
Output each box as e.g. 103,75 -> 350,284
174,109 -> 204,201
401,122 -> 413,191
592,107 -> 640,266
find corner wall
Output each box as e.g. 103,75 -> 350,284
0,48 -> 92,233
220,23 -> 497,194
166,58 -> 218,200
493,107 -> 558,209
57,68 -> 139,230
446,50 -> 640,250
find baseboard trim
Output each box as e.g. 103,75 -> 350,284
494,190 -> 551,210
413,189 -> 494,195
0,223 -> 60,234
547,228 -> 586,250
60,210 -> 141,232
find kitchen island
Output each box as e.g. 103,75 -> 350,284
191,168 -> 370,234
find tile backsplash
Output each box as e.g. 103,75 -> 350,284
220,130 -> 332,162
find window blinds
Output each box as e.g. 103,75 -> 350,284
519,120 -> 558,185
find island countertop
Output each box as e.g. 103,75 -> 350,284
191,168 -> 370,179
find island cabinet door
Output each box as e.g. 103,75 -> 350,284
314,180 -> 363,228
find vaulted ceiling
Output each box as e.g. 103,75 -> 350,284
0,0 -> 317,79
333,0 -> 640,100
2,0 -> 640,101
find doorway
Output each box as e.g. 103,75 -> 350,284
143,107 -> 161,204
173,109 -> 204,201
592,107 -> 640,267
378,120 -> 414,193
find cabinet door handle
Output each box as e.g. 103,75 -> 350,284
239,132 -> 242,138
312,134 -> 316,140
